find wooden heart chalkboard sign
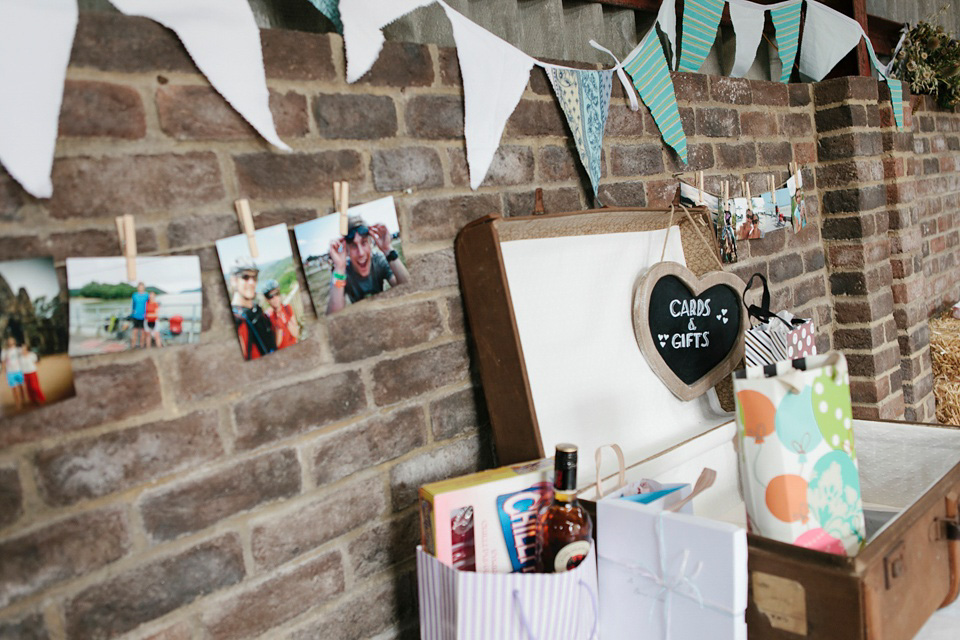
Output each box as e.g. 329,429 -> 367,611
633,262 -> 747,401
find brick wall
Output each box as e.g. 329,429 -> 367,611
0,12 -> 952,640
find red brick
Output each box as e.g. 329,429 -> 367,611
0,508 -> 130,608
389,435 -> 492,510
789,84 -> 812,107
0,467 -> 22,529
261,29 -> 335,81
235,150 -> 363,200
33,410 -> 223,507
140,449 -> 301,541
757,141 -> 793,167
740,111 -> 778,137
401,248 -> 458,293
696,108 -> 741,138
233,370 -> 368,450
251,478 -> 387,569
431,386 -> 488,441
605,103 -> 649,137
505,99 -> 567,137
752,81 -> 789,106
671,72 -> 709,102
59,80 -> 145,139
347,510 -> 420,580
794,275 -> 827,306
0,360 -> 162,449
356,41 -> 434,88
405,95 -> 465,139
439,47 -> 461,87
794,142 -> 817,164
813,76 -> 880,105
834,324 -> 886,351
328,301 -> 444,362
70,13 -> 194,73
611,144 -> 665,176
49,152 -> 223,218
711,77 -> 752,105
204,551 -> 343,639
538,145 -> 580,182
372,341 -> 470,406
822,185 -> 886,214
646,179 -> 680,207
142,621 -> 193,640
315,93 -> 397,140
449,145 -> 535,187
157,86 -> 308,140
716,143 -> 757,169
65,534 -> 244,639
815,159 -> 884,189
372,146 -> 443,191
287,577 -> 415,640
597,182 -> 647,208
407,194 -> 501,243
817,131 -> 883,161
312,406 -> 427,486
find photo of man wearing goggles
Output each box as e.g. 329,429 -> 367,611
326,214 -> 410,315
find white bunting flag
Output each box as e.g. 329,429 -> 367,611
0,0 -> 78,198
440,2 -> 535,190
109,0 -> 290,151
728,0 -> 767,78
798,0 -> 863,82
340,0 -> 435,83
656,0 -> 679,70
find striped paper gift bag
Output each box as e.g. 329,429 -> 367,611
416,545 -> 599,640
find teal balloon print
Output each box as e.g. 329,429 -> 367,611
807,450 -> 865,552
775,385 -> 822,463
812,367 -> 855,458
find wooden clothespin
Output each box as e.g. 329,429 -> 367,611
697,171 -> 704,204
115,214 -> 137,281
745,181 -> 752,202
234,199 -> 259,258
768,174 -> 776,195
533,188 -> 545,215
335,181 -> 349,235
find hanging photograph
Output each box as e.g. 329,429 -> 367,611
66,256 -> 202,356
293,196 -> 410,316
789,171 -> 808,232
0,257 -> 75,417
216,223 -> 305,361
732,197 -> 764,240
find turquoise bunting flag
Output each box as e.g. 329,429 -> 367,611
308,0 -> 342,33
863,34 -> 905,129
546,67 -> 614,199
770,1 -> 802,83
677,0 -> 724,73
623,31 -> 689,163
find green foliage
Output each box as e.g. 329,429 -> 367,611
70,282 -> 165,300
896,21 -> 960,109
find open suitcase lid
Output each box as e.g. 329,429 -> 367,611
455,209 -> 735,490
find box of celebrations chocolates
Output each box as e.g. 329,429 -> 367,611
419,459 -> 553,573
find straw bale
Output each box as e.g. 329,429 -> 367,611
930,314 -> 960,424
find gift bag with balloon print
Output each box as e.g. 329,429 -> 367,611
733,352 -> 865,556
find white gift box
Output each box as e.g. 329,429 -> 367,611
416,543 -> 599,640
598,488 -> 747,640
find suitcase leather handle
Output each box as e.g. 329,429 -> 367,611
941,493 -> 960,608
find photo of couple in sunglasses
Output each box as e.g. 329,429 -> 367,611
216,223 -> 306,361
294,195 -> 409,317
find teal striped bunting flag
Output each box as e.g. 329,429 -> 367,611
886,78 -> 904,129
677,0 -> 724,73
770,1 -> 801,83
308,0 -> 342,33
863,35 -> 905,129
624,32 -> 688,163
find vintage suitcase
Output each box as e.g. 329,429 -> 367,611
454,207 -> 960,640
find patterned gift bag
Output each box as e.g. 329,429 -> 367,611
733,352 -> 865,556
743,273 -> 816,366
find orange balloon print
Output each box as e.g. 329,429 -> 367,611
737,390 -> 776,443
766,475 -> 809,523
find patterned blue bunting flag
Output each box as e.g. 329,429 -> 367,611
546,68 -> 614,199
886,78 -> 904,129
770,1 -> 802,83
677,0 -> 724,73
308,0 -> 343,33
624,32 -> 689,164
